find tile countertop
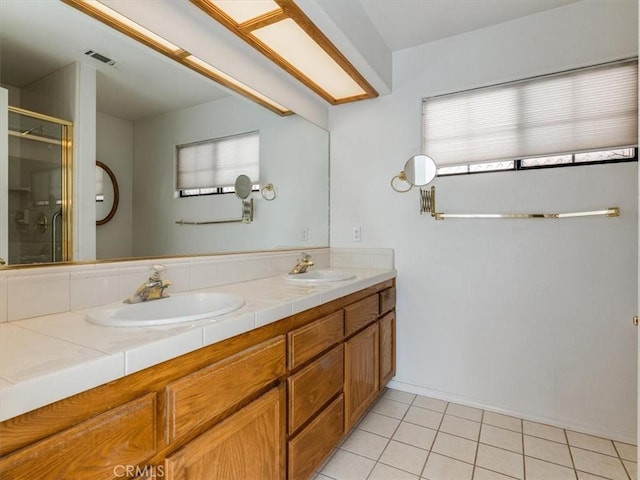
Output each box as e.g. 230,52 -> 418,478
0,267 -> 396,422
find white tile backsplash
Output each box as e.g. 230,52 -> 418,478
216,260 -> 239,285
162,262 -> 191,293
70,267 -> 120,310
0,247 -> 393,324
0,271 -> 9,322
8,271 -> 70,321
330,248 -> 394,269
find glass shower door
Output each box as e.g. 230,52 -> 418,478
6,107 -> 72,265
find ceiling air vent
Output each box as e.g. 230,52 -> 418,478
84,50 -> 118,66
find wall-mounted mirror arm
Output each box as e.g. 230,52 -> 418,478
391,154 -> 438,192
261,183 -> 277,201
390,172 -> 412,192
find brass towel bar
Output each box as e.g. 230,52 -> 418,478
420,186 -> 620,220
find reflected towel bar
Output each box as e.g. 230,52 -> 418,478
420,186 -> 620,220
175,219 -> 244,225
176,198 -> 253,225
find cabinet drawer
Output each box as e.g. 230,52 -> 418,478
0,393 -> 156,480
379,287 -> 396,315
288,394 -> 344,480
165,336 -> 285,443
344,294 -> 379,337
288,344 -> 343,434
288,310 -> 343,369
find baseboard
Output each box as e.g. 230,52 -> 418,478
387,379 -> 637,445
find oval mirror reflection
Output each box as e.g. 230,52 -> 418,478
96,161 -> 119,226
234,174 -> 252,199
404,154 -> 437,186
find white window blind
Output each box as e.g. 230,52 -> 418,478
176,131 -> 259,190
423,60 -> 638,166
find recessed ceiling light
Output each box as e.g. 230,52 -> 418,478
191,0 -> 378,105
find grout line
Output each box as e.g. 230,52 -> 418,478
522,418 -> 527,480
620,459 -> 634,480
362,394 -> 404,480
612,440 -> 635,480
419,399 -> 450,478
471,410 -> 485,480
562,429 -> 578,479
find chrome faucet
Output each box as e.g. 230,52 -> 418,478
124,265 -> 171,303
289,253 -> 314,275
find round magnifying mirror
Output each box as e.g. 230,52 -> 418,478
234,174 -> 252,199
404,154 -> 437,186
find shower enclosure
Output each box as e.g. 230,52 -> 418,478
3,106 -> 73,265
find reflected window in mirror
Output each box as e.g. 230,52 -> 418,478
176,131 -> 260,197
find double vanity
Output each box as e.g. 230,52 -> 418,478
0,251 -> 396,479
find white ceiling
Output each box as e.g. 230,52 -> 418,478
358,0 -> 583,52
1,0 -> 586,121
0,1 -> 229,121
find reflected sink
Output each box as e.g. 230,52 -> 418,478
283,269 -> 356,284
87,292 -> 245,327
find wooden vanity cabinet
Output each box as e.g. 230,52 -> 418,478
0,279 -> 396,480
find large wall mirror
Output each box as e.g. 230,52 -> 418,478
0,1 -> 329,267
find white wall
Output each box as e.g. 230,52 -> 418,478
133,96 -> 329,257
96,112 -> 133,259
21,62 -> 97,262
329,0 -> 638,442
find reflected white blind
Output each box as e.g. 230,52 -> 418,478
423,60 -> 638,166
176,131 -> 259,189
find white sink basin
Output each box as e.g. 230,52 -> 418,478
283,269 -> 356,284
87,292 -> 245,327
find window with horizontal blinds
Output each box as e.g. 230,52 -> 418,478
422,60 -> 638,166
176,131 -> 259,191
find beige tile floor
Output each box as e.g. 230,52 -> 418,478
316,389 -> 637,480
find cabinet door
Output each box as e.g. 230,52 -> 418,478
0,393 -> 156,480
379,312 -> 396,386
344,322 -> 379,431
164,386 -> 285,480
